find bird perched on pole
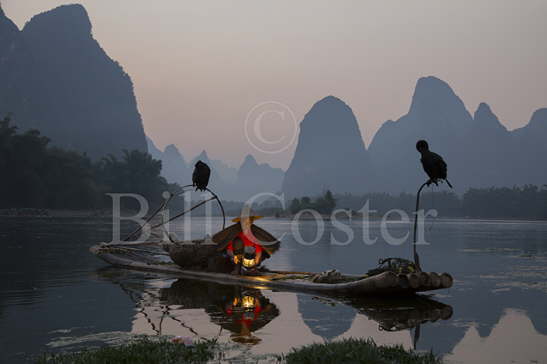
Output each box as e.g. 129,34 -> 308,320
192,160 -> 211,191
416,140 -> 453,188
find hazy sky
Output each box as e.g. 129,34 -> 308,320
3,1 -> 547,168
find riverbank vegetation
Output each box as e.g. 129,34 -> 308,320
284,338 -> 441,364
282,185 -> 547,220
36,337 -> 440,364
333,185 -> 547,219
0,116 -> 175,210
36,338 -> 216,364
289,190 -> 337,214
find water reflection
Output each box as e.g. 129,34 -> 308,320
446,309 -> 547,364
348,296 -> 453,332
97,267 -> 453,352
298,294 -> 453,349
161,280 -> 280,345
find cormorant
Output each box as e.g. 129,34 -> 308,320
416,140 -> 453,188
192,160 -> 211,191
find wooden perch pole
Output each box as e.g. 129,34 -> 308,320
412,181 -> 428,271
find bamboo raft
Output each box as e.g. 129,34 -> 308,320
90,241 -> 453,297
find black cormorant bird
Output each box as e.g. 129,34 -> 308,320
192,160 -> 211,191
416,140 -> 453,188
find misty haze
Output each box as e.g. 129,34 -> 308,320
1,2 -> 546,364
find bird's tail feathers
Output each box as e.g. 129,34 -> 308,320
445,179 -> 453,189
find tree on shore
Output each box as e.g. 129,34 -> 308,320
288,190 -> 337,215
289,198 -> 301,214
0,116 -> 174,209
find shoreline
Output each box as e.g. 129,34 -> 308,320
0,208 -> 121,218
1,208 -> 546,222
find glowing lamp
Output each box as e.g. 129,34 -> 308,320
243,257 -> 257,268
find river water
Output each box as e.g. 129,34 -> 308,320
1,216 -> 546,363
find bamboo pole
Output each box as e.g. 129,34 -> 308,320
418,272 -> 430,286
412,181 -> 428,271
429,272 -> 441,288
398,274 -> 410,289
440,273 -> 453,288
406,273 -> 420,289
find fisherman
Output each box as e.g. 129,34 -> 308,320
224,218 -> 265,275
212,206 -> 279,275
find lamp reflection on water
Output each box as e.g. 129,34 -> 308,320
242,295 -> 256,309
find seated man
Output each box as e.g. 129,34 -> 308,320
226,234 -> 264,275
213,213 -> 280,275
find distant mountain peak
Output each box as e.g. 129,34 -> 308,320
193,150 -> 210,165
473,102 -> 507,132
475,102 -> 492,115
318,95 -> 344,104
409,76 -> 470,119
528,108 -> 547,129
24,4 -> 92,37
309,95 -> 350,114
282,95 -> 371,197
300,95 -> 365,140
164,144 -> 180,154
164,144 -> 186,163
241,154 -> 258,168
1,3 -> 147,158
237,153 -> 284,198
414,75 -> 452,92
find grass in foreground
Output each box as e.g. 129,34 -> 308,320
36,338 -> 216,364
284,338 -> 442,364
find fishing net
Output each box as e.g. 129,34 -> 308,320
366,257 -> 418,276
